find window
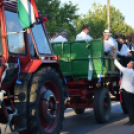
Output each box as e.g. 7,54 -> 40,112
5,10 -> 25,54
0,27 -> 2,56
31,23 -> 51,54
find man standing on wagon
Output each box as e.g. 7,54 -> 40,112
114,58 -> 134,126
103,29 -> 118,56
76,24 -> 92,41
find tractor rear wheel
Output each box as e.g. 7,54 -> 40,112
73,108 -> 85,115
93,87 -> 111,123
19,67 -> 64,134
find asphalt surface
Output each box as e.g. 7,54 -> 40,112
0,102 -> 134,134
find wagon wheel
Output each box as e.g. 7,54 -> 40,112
73,98 -> 85,115
93,87 -> 111,123
73,108 -> 85,115
19,67 -> 64,134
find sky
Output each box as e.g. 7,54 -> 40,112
61,0 -> 134,28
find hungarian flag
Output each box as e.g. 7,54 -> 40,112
17,0 -> 39,29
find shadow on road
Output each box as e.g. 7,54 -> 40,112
1,102 -> 134,134
61,102 -> 134,134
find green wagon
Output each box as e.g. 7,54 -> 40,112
51,39 -> 122,123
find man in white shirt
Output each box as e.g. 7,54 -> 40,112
103,29 -> 117,56
50,32 -> 58,42
52,29 -> 68,42
76,24 -> 92,41
117,35 -> 131,56
114,59 -> 134,125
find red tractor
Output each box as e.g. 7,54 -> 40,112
0,0 -> 66,134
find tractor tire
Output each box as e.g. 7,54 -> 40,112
73,108 -> 85,115
93,87 -> 111,123
19,67 -> 64,134
120,102 -> 128,114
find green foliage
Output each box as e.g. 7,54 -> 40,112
127,32 -> 134,44
75,4 -> 134,39
35,1 -> 134,40
35,0 -> 79,40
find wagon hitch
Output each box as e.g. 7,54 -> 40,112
0,90 -> 25,133
72,73 -> 79,83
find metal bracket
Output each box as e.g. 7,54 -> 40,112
72,73 -> 79,83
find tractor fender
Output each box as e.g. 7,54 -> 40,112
21,59 -> 42,73
21,59 -> 58,73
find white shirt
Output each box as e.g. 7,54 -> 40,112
104,37 -> 116,54
114,59 -> 134,94
76,32 -> 92,41
52,35 -> 67,42
120,44 -> 129,56
127,44 -> 134,51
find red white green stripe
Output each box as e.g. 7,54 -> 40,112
17,0 -> 39,29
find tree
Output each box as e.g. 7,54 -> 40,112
127,32 -> 134,44
35,0 -> 79,40
75,4 -> 134,39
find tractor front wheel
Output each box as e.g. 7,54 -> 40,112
19,67 -> 64,134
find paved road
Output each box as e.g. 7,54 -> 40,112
1,102 -> 134,134
61,102 -> 134,134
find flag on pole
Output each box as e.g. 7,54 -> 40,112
17,0 -> 39,29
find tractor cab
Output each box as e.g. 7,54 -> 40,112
5,10 -> 52,57
0,1 -> 57,87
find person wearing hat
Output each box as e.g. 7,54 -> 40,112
76,24 -> 92,41
114,58 -> 134,126
103,29 -> 118,56
52,29 -> 68,42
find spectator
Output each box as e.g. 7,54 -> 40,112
76,24 -> 92,41
51,32 -> 58,41
114,58 -> 134,126
52,29 -> 68,42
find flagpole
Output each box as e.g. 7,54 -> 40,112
107,0 -> 110,30
3,0 -> 17,3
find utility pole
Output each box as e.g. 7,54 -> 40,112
107,0 -> 110,30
